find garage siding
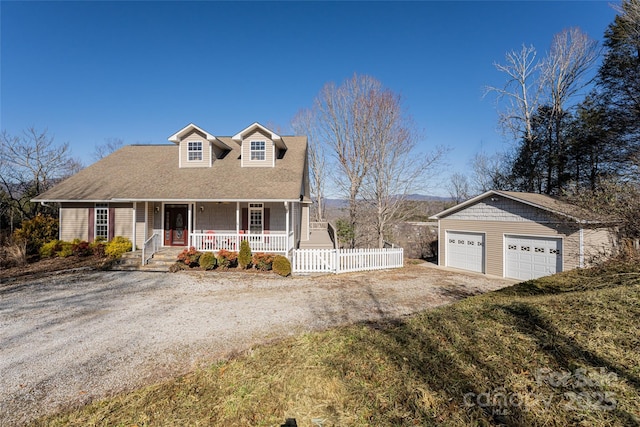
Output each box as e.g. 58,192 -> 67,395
439,218 -> 580,277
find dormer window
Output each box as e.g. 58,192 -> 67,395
188,141 -> 203,161
250,141 -> 266,161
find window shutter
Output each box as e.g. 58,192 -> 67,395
242,208 -> 248,232
264,208 -> 270,231
88,207 -> 94,243
108,207 -> 115,240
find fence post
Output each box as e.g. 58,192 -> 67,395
334,249 -> 339,274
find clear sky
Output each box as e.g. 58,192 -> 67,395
1,1 -> 618,196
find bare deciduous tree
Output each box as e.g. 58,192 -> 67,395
313,74 -> 379,247
291,109 -> 327,222
93,137 -> 124,161
485,44 -> 541,145
0,128 -> 82,219
446,172 -> 471,203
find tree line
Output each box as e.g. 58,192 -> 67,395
450,0 -> 640,239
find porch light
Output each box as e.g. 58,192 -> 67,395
200,205 -> 205,212
155,206 -> 160,213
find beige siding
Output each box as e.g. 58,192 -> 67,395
112,203 -> 133,239
583,227 -> 617,265
59,203 -> 92,241
300,204 -> 310,241
147,202 -> 156,238
439,218 -> 580,277
241,129 -> 275,167
179,130 -> 212,168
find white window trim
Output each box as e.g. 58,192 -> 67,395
95,203 -> 109,240
249,203 -> 263,235
187,141 -> 203,162
250,140 -> 266,161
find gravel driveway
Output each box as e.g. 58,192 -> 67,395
0,264 -> 514,426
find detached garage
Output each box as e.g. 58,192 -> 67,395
430,190 -> 617,280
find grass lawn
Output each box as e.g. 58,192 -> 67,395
38,260 -> 640,426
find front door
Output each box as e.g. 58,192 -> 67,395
164,204 -> 188,246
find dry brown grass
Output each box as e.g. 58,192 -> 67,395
36,261 -> 640,426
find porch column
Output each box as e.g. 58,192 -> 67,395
132,203 -> 136,251
144,202 -> 148,241
188,203 -> 193,247
285,201 -> 290,253
236,202 -> 240,250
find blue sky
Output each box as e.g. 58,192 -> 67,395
1,1 -> 618,196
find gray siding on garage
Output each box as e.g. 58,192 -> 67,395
446,197 -> 561,223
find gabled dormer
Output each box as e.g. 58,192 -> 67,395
168,123 -> 231,168
233,122 -> 287,168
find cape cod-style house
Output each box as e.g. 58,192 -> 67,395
33,122 -> 314,261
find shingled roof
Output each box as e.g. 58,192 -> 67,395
430,190 -> 610,224
33,135 -> 308,202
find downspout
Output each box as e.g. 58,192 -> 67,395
132,203 -> 137,251
579,226 -> 584,268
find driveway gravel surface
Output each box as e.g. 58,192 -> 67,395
0,263 -> 515,426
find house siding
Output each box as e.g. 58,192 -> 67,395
583,227 -> 617,265
112,203 -> 133,239
439,218 -> 580,277
59,203 -> 92,241
179,130 -> 212,168
446,197 -> 560,223
241,129 -> 275,167
301,204 -> 310,241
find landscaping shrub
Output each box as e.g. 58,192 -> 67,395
252,252 -> 275,271
0,239 -> 27,268
176,246 -> 202,267
216,249 -> 238,269
12,214 -> 59,256
105,236 -> 132,259
90,237 -> 106,257
272,255 -> 291,277
238,240 -> 252,269
56,241 -> 73,258
199,252 -> 217,270
169,262 -> 188,273
40,240 -> 63,258
72,240 -> 92,257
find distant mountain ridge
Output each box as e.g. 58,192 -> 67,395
324,194 -> 451,208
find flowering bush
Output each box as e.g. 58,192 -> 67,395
177,246 -> 202,267
252,252 -> 275,271
105,236 -> 132,259
216,249 -> 238,269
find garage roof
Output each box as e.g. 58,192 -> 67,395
429,190 -> 610,224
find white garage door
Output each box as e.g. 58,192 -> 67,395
505,235 -> 562,280
446,231 -> 485,273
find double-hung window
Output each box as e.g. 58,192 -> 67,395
249,203 -> 263,235
250,141 -> 265,161
95,203 -> 108,240
188,141 -> 203,161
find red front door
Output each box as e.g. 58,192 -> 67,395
164,205 -> 188,246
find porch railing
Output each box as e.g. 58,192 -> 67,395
142,233 -> 160,265
191,232 -> 288,254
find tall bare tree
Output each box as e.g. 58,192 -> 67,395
446,172 -> 471,203
313,74 -> 379,247
360,90 -> 444,248
291,109 -> 327,222
485,44 -> 541,145
540,27 -> 599,192
0,128 -> 82,220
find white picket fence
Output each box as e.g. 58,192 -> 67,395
291,247 -> 404,274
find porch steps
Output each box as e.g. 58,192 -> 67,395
111,248 -> 183,272
299,230 -> 335,250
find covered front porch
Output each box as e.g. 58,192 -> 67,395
139,200 -> 304,262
